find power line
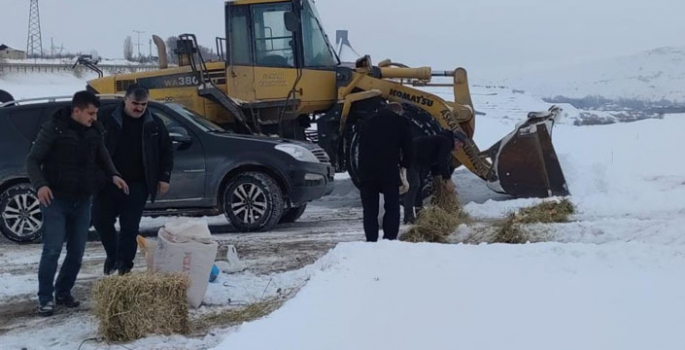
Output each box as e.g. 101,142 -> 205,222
133,30 -> 145,59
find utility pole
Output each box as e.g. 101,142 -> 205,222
133,29 -> 145,60
26,0 -> 43,58
149,39 -> 152,60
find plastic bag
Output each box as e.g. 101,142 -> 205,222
150,219 -> 218,308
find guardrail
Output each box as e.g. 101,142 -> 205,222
0,62 -> 160,75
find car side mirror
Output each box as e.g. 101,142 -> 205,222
284,11 -> 299,32
169,126 -> 191,144
170,133 -> 191,144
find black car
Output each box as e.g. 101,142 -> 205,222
0,95 -> 335,243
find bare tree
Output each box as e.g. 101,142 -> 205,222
124,36 -> 134,61
198,44 -> 220,61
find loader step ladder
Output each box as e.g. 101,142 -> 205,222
176,33 -> 253,134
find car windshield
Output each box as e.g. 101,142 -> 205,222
166,103 -> 229,133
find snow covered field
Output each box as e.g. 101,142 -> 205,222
1,71 -> 684,349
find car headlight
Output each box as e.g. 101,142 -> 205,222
275,144 -> 320,163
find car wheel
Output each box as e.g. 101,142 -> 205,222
223,172 -> 284,232
279,204 -> 307,224
0,183 -> 43,244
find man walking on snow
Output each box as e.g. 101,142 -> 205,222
92,84 -> 173,275
26,91 -> 129,316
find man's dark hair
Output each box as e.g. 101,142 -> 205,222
125,83 -> 150,101
71,90 -> 101,109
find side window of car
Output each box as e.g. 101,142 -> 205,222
149,107 -> 190,137
8,107 -> 44,142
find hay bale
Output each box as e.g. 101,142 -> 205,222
92,272 -> 190,343
400,178 -> 464,243
400,205 -> 460,243
516,198 -> 575,224
493,213 -> 530,244
192,297 -> 286,334
430,178 -> 461,213
491,199 -> 574,244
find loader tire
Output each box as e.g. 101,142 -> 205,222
345,102 -> 448,202
343,98 -> 384,189
399,104 -> 448,203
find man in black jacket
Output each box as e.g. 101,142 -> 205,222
26,91 -> 129,316
357,102 -> 413,241
92,84 -> 173,275
403,129 -> 466,224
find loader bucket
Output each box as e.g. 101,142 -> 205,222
485,106 -> 570,198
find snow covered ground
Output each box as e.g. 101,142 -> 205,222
4,57 -> 156,66
216,242 -> 685,350
1,71 -> 684,349
0,71 -> 98,100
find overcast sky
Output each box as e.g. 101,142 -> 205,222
1,0 -> 683,78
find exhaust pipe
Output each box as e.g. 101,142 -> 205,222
152,35 -> 168,69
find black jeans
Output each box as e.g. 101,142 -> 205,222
360,179 -> 400,242
92,182 -> 149,272
38,196 -> 92,305
404,166 -> 428,221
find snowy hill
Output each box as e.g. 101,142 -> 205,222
499,46 -> 685,103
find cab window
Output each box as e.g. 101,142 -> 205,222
302,0 -> 337,68
251,3 -> 295,68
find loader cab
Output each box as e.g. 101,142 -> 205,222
224,0 -> 339,115
226,0 -> 339,69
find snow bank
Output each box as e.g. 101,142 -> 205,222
214,241 -> 685,350
455,111 -> 685,223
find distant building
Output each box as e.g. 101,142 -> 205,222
0,44 -> 27,60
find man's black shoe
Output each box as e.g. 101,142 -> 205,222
55,295 -> 80,308
104,259 -> 116,275
38,301 -> 54,316
116,261 -> 133,275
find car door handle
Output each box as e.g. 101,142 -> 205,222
183,169 -> 205,173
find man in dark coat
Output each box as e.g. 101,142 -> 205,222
357,102 -> 413,241
26,91 -> 129,316
92,84 -> 173,275
403,129 -> 466,224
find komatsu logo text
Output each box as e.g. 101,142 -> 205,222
389,89 -> 434,107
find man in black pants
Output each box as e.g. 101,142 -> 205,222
92,84 -> 173,275
403,129 -> 466,224
357,102 -> 413,242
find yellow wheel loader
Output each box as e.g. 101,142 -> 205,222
82,0 -> 569,199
